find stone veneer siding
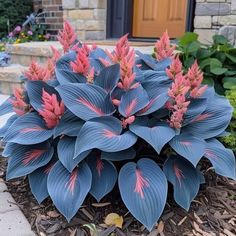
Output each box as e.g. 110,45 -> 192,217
194,0 -> 236,44
33,0 -> 236,43
62,0 -> 106,40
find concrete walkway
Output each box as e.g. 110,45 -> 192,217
0,95 -> 35,236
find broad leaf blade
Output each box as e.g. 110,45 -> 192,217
119,85 -> 149,117
87,156 -> 117,202
3,112 -> 53,145
118,158 -> 167,231
94,64 -> 120,93
169,133 -> 206,167
75,117 -> 137,156
56,83 -> 115,120
6,141 -> 54,180
163,156 -> 201,211
47,161 -> 92,221
130,117 -> 175,154
205,139 -> 235,179
58,136 -> 90,172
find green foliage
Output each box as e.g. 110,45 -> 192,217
0,0 -> 33,38
177,32 -> 236,95
221,88 -> 236,150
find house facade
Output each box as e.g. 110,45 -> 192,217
33,0 -> 236,44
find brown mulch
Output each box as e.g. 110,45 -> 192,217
0,157 -> 236,236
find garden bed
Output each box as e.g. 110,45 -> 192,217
1,157 -> 235,236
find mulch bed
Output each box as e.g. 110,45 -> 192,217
0,156 -> 236,236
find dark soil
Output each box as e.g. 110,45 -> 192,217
0,156 -> 236,236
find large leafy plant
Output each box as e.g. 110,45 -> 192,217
177,32 -> 236,95
0,23 -> 235,231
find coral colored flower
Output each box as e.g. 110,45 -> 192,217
70,48 -> 90,76
166,56 -> 183,80
23,60 -> 51,81
11,88 -> 30,116
186,61 -> 207,98
70,45 -> 95,83
155,31 -> 175,61
39,89 -> 65,129
105,34 -> 137,90
58,21 -> 76,53
167,73 -> 190,129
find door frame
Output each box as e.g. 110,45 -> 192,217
106,0 -> 195,41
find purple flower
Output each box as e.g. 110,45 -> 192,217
14,26 -> 21,32
44,33 -> 51,40
8,32 -> 14,37
27,30 -> 33,36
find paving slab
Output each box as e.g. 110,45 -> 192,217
0,181 -> 7,192
0,192 -> 18,213
0,209 -> 35,236
0,96 -> 35,235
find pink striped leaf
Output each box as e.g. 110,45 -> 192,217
129,117 -> 175,154
3,112 -> 53,145
87,155 -> 117,202
204,138 -> 235,180
183,98 -> 207,125
58,136 -> 91,172
118,158 -> 167,231
29,158 -> 56,203
118,85 -> 149,117
56,83 -> 115,121
6,141 -> 54,180
0,96 -> 13,116
169,133 -> 206,167
74,116 -> 137,157
94,64 -> 120,93
163,156 -> 201,211
54,110 -> 85,138
47,161 -> 92,221
0,114 -> 18,138
26,80 -> 60,111
184,94 -> 233,139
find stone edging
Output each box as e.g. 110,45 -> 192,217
0,180 -> 35,236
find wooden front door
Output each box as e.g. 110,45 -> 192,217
132,0 -> 188,38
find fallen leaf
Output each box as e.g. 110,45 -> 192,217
157,220 -> 164,233
92,202 -> 111,207
47,210 -> 60,218
104,213 -> 123,229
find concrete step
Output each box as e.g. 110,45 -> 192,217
6,41 -> 153,66
6,41 -> 63,66
0,64 -> 26,95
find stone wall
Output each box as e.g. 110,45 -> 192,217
62,0 -> 106,40
194,0 -> 236,44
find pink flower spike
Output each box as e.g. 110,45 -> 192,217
11,87 -> 29,116
155,31 -> 176,61
57,20 -> 77,53
39,89 -> 65,129
166,56 -> 183,80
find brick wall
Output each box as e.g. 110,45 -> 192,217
194,0 -> 236,45
62,0 -> 106,40
33,0 -> 63,39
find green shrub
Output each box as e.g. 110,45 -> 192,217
0,0 -> 33,38
177,32 -> 236,95
221,88 -> 236,151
